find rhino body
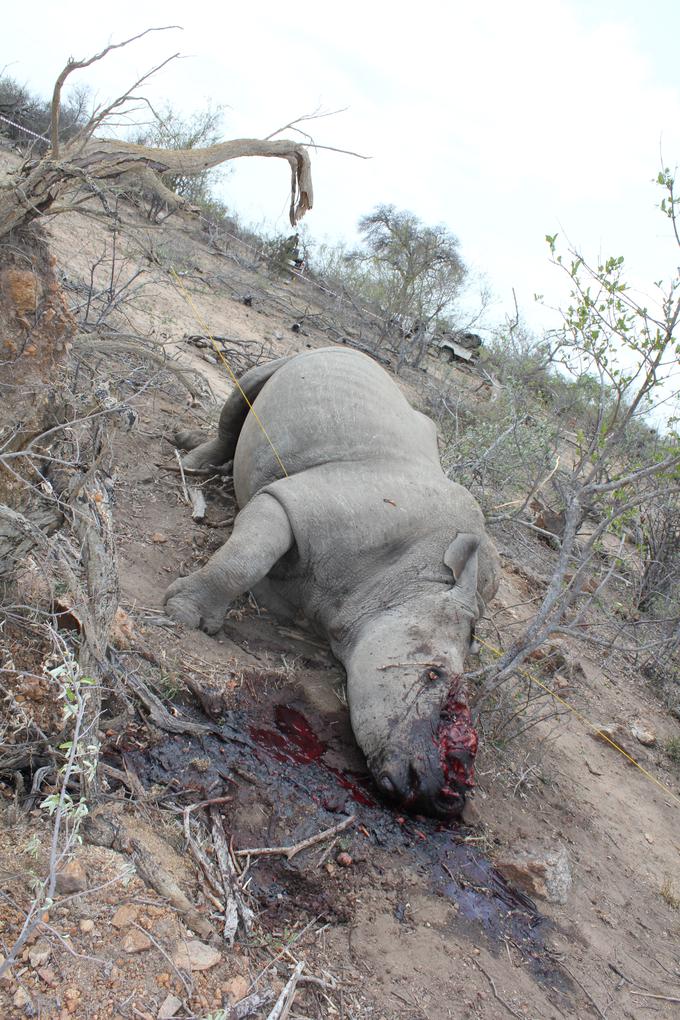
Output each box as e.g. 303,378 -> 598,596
164,347 -> 500,816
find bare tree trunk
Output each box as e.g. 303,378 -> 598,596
0,136 -> 313,240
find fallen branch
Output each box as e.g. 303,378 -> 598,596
86,809 -> 213,939
190,487 -> 207,522
209,804 -> 254,943
235,814 -> 356,861
174,449 -> 191,504
629,991 -> 680,1003
266,960 -> 305,1020
230,990 -> 275,1018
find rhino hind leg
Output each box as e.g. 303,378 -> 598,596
181,436 -> 234,471
181,356 -> 294,472
163,493 -> 294,633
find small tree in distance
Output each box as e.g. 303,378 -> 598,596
348,204 -> 467,368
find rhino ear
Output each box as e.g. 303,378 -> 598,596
444,533 -> 480,613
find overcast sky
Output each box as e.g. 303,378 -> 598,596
4,1 -> 680,334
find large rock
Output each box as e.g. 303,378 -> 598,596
495,847 -> 572,904
172,939 -> 221,972
631,720 -> 656,747
55,858 -> 88,894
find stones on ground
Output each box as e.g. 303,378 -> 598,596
592,724 -> 635,759
13,986 -> 31,1008
157,993 -> 183,1019
28,939 -> 51,967
56,858 -> 88,894
224,975 -> 249,1004
495,846 -> 572,904
151,532 -> 167,544
79,918 -> 95,933
172,939 -> 221,972
631,720 -> 656,747
122,928 -> 152,953
111,903 -> 139,928
336,851 -> 353,867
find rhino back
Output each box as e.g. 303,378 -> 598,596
232,347 -> 439,504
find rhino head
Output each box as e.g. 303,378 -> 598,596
340,533 -> 481,818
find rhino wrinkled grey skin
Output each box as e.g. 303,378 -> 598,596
164,347 -> 500,817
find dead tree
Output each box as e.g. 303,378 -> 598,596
0,28 -> 313,241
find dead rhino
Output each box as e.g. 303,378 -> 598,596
164,347 -> 500,817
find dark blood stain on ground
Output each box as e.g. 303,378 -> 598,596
252,705 -> 376,808
121,692 -> 572,999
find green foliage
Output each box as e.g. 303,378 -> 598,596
666,736 -> 680,764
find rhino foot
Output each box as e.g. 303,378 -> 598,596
163,576 -> 226,635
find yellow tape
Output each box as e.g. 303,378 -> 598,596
170,268 -> 288,478
477,636 -> 680,807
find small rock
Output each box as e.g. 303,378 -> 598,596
631,721 -> 656,747
151,532 -> 168,544
172,939 -> 221,972
28,939 -> 51,967
157,993 -> 183,1019
553,675 -> 570,690
38,966 -> 56,986
223,975 -> 249,1004
79,919 -> 95,934
336,852 -> 353,868
110,607 -> 136,651
495,846 -> 572,904
122,929 -> 152,954
593,724 -> 635,760
644,832 -> 655,844
56,859 -> 88,894
111,904 -> 139,929
13,986 -> 31,1008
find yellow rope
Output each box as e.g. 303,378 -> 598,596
477,636 -> 680,807
170,267 -> 677,809
170,268 -> 288,478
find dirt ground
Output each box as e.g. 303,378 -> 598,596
1,155 -> 679,1019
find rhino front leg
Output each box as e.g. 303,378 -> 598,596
163,494 -> 294,634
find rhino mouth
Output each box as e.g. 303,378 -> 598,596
436,677 -> 478,798
372,670 -> 478,819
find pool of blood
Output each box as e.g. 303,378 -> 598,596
251,704 -> 376,808
119,698 -> 568,992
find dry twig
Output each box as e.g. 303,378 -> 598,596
235,814 -> 356,861
266,960 -> 305,1020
